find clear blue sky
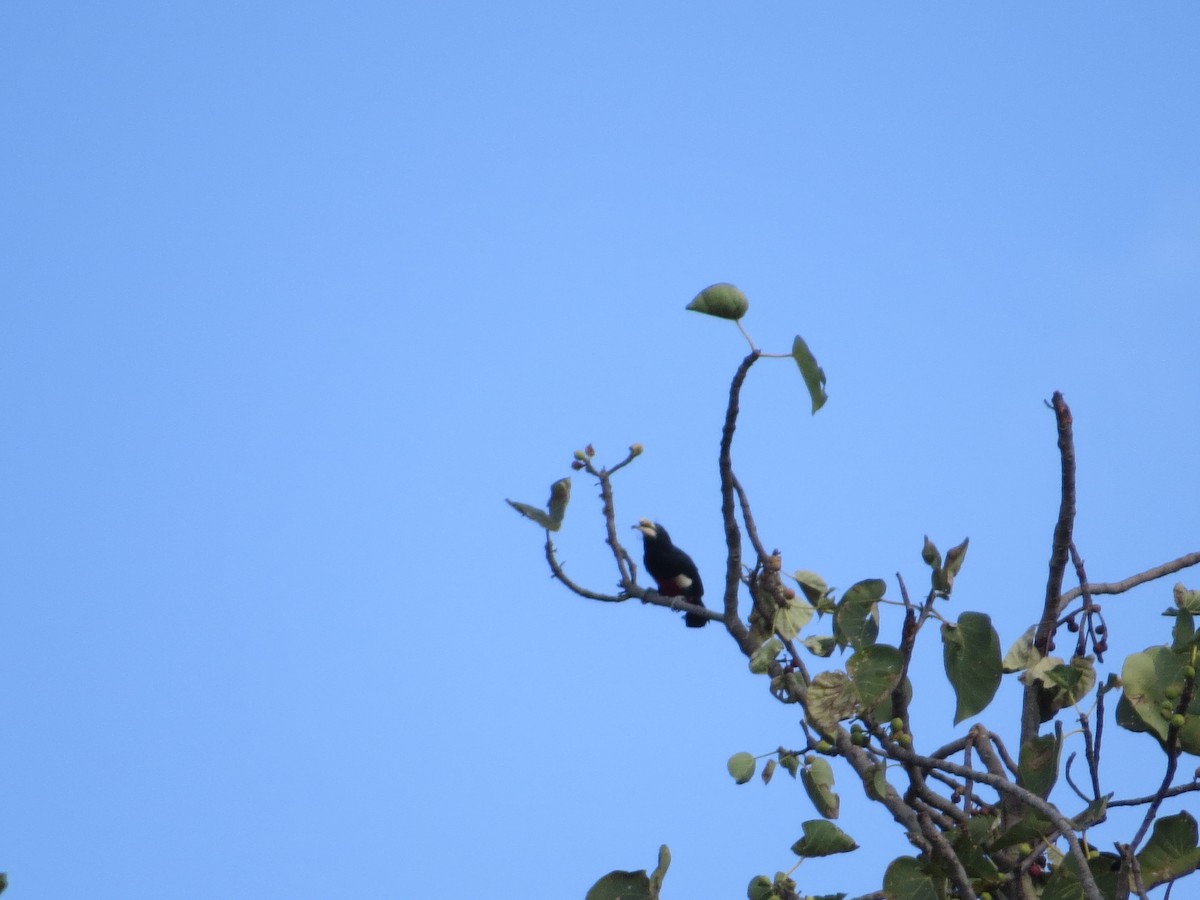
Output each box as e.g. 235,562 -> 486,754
3,3 -> 1198,898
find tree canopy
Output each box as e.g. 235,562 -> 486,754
511,286 -> 1200,900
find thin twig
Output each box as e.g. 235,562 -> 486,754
1107,781 -> 1200,808
545,538 -> 625,602
1057,551 -> 1200,609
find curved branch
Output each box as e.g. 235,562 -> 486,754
545,537 -> 625,602
718,351 -> 761,652
546,537 -> 721,623
1024,392 -> 1076,746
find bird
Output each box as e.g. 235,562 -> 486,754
633,518 -> 707,627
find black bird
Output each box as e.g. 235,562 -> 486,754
634,519 -> 707,627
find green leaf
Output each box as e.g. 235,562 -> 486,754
774,597 -> 815,640
801,757 -> 840,819
1017,730 -> 1061,799
847,644 -> 904,710
791,335 -> 828,414
941,612 -> 1002,723
942,537 -> 969,588
863,763 -> 888,801
749,638 -> 783,674
1172,610 -> 1196,652
790,820 -> 858,858
1070,793 -> 1111,830
801,635 -> 838,658
648,845 -> 670,897
1042,656 -> 1096,708
882,856 -> 943,900
686,282 -> 749,320
1137,811 -> 1200,888
761,758 -> 777,784
779,752 -> 800,777
1041,850 -> 1121,900
505,499 -> 553,529
1120,645 -> 1200,754
947,826 -> 1000,882
834,579 -> 884,650
727,752 -> 757,784
964,813 -> 998,847
870,675 -> 912,723
921,536 -> 941,569
1002,626 -> 1040,674
993,809 -> 1054,850
1175,582 -> 1200,614
807,670 -> 860,734
547,478 -> 571,527
1115,691 -> 1150,733
506,477 -> 571,532
746,875 -> 773,900
792,570 -> 832,606
586,869 -> 652,900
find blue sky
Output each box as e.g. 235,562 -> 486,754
3,3 -> 1199,898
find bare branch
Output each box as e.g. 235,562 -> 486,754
546,536 -> 721,623
1057,551 -> 1200,609
893,745 -> 1105,900
732,473 -> 768,563
1108,780 -> 1200,808
718,351 -> 761,652
917,809 -> 977,899
545,537 -> 625,602
1041,391 -> 1076,651
1024,391 -> 1076,746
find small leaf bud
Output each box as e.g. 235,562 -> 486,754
570,460 -> 585,470
584,444 -> 595,457
629,442 -> 643,457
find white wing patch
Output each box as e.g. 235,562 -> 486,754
673,574 -> 693,590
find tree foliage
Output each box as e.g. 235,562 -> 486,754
510,285 -> 1200,900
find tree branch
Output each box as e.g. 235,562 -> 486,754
719,351 -> 761,652
1057,551 -> 1200,609
1024,391 -> 1075,745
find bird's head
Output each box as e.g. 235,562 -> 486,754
634,519 -> 668,542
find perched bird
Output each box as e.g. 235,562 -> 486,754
634,518 -> 707,627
